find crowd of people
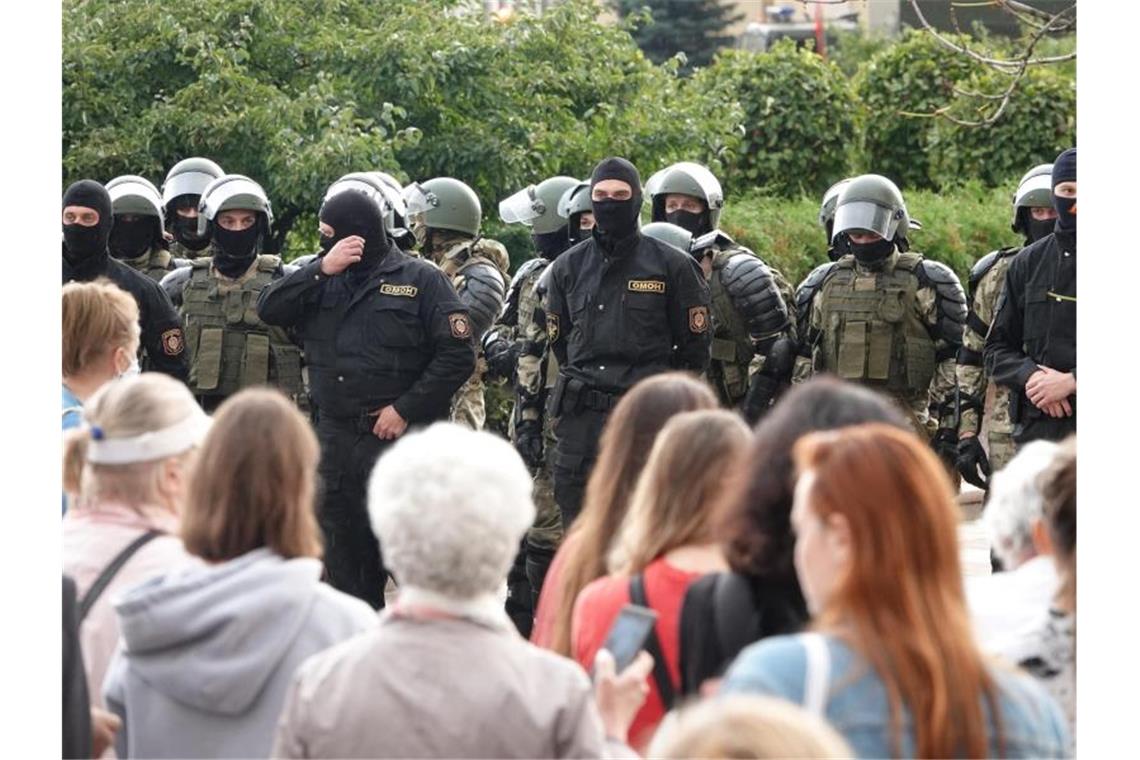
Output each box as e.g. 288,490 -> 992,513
62,143 -> 1076,758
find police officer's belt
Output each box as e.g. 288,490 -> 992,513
581,388 -> 620,412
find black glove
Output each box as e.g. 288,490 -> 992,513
956,435 -> 991,490
515,419 -> 544,470
484,339 -> 521,382
931,427 -> 958,463
742,374 -> 779,425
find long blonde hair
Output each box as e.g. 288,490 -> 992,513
609,409 -> 750,574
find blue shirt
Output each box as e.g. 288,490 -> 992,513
62,385 -> 83,514
722,632 -> 1071,758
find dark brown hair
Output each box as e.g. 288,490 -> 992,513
181,388 -> 322,562
548,372 -> 718,656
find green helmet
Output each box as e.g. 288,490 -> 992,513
1011,163 -> 1054,234
161,157 -> 225,211
818,178 -> 852,231
106,175 -> 165,226
645,161 -> 725,230
404,177 -> 481,237
499,176 -> 578,234
197,174 -> 273,236
832,174 -> 910,244
641,222 -> 693,255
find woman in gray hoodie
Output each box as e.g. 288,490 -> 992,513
103,388 -> 376,759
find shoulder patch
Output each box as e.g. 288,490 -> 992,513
546,313 -> 560,342
448,312 -> 472,340
628,279 -> 666,294
161,327 -> 185,356
379,283 -> 419,298
689,305 -> 709,334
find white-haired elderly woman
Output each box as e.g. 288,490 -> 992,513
272,423 -> 650,759
965,439 -> 1061,651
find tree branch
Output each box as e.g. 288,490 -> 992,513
908,0 -> 1075,70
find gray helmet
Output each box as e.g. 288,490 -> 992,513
324,172 -> 392,227
106,175 -> 165,226
641,222 -> 693,255
818,178 -> 852,231
499,176 -> 578,234
1011,163 -> 1055,234
557,181 -> 592,220
371,171 -> 408,229
645,161 -> 725,230
403,177 -> 481,237
197,174 -> 273,236
832,174 -> 910,244
161,157 -> 225,210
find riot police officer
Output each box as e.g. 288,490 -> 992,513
161,157 -> 225,260
105,175 -> 188,282
404,177 -> 508,429
956,163 -> 1057,488
160,175 -> 304,412
558,180 -> 595,245
645,162 -> 793,420
62,179 -> 188,381
544,157 -> 711,528
794,174 -> 966,467
257,189 -> 475,608
985,148 -> 1077,447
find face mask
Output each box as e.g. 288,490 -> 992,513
172,215 -> 210,250
1026,216 -> 1056,244
319,233 -> 335,254
592,198 -> 639,239
532,226 -> 571,260
1053,195 -> 1076,234
109,217 -> 155,259
118,355 -> 140,380
213,224 -> 260,277
849,236 -> 894,267
62,224 -> 108,265
665,209 -> 707,236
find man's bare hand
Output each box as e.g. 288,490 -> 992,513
372,405 -> 408,440
319,235 -> 365,276
1026,367 -> 1076,409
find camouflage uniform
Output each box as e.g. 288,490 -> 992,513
957,248 -> 1018,471
169,239 -> 212,261
119,246 -> 187,283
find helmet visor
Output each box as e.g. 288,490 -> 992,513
498,186 -> 544,225
832,201 -> 902,242
403,183 -> 438,217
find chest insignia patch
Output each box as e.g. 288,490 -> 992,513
161,328 -> 185,356
689,306 -> 709,334
546,313 -> 560,342
379,283 -> 418,298
449,313 -> 472,340
628,279 -> 666,294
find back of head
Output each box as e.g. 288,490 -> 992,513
62,279 -> 140,378
1041,435 -> 1076,609
720,376 -> 909,585
983,439 -> 1062,569
181,388 -> 321,563
368,422 -> 535,600
649,694 -> 852,759
612,410 -> 750,573
549,372 -> 717,655
63,373 -> 203,508
793,422 -> 997,758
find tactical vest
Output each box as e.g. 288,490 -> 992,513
517,259 -> 561,390
707,250 -> 755,402
122,247 -> 174,283
181,255 -> 303,399
816,252 -> 936,395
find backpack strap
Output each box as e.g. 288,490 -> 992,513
629,573 -> 677,711
712,572 -> 761,660
801,632 -> 832,717
78,530 -> 163,623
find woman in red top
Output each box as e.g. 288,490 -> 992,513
570,409 -> 750,750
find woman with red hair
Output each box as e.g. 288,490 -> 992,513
721,423 -> 1070,758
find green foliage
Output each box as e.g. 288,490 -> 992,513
827,29 -> 891,79
693,42 -> 856,198
615,0 -> 744,72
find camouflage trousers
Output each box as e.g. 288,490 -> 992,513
986,385 -> 1016,473
528,419 -> 563,551
450,369 -> 487,430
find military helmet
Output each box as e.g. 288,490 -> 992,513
832,174 -> 910,244
641,222 -> 693,255
161,157 -> 225,209
499,176 -> 578,234
403,177 -> 481,237
372,171 -> 409,228
324,172 -> 392,228
645,162 -> 725,229
557,180 -> 592,220
197,174 -> 273,236
106,175 -> 165,226
818,178 -> 852,230
1010,163 -> 1055,234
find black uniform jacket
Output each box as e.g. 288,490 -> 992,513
257,249 -> 475,424
62,247 -> 189,381
544,230 -> 712,393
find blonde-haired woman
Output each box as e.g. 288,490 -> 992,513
62,373 -> 204,722
104,388 -> 375,759
570,409 -> 750,750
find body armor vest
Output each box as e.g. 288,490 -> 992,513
122,247 -> 174,283
181,255 -> 303,400
517,259 -> 560,390
816,252 -> 936,395
707,249 -> 755,403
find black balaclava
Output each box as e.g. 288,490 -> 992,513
169,194 -> 211,251
665,207 -> 710,237
62,180 -> 113,268
590,157 -> 642,247
109,215 -> 162,260
532,224 -> 572,260
319,189 -> 389,278
1052,147 -> 1076,236
1020,208 -> 1056,245
844,232 -> 895,268
212,214 -> 264,278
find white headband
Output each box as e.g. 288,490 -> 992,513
86,410 -> 213,465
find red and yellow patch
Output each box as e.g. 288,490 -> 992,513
688,306 -> 709,334
449,313 -> 472,340
546,313 -> 560,342
161,328 -> 185,356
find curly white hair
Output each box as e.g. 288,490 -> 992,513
367,422 -> 536,599
983,439 -> 1062,568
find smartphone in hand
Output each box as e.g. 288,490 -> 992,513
600,604 -> 658,673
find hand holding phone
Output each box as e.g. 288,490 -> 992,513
600,603 -> 658,673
